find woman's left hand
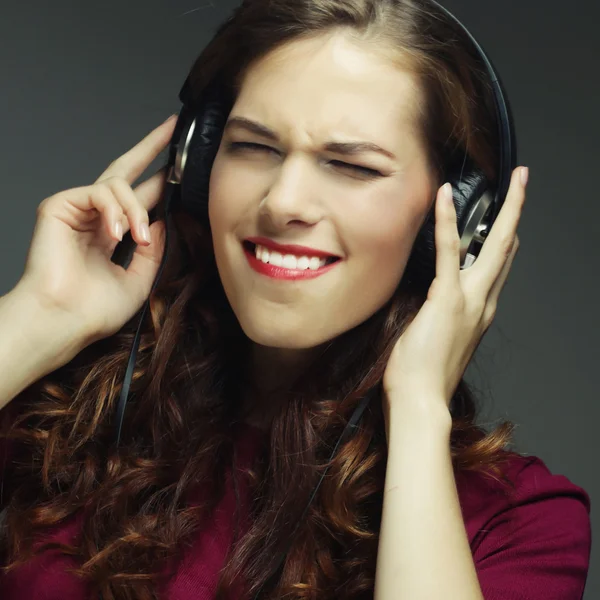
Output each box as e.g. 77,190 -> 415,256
382,166 -> 529,419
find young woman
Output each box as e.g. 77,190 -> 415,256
0,1 -> 591,599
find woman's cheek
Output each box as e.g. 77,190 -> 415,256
345,204 -> 425,303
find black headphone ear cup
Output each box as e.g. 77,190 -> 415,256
448,157 -> 489,231
403,157 -> 489,293
178,86 -> 230,223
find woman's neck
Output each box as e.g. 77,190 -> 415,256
240,343 -> 318,431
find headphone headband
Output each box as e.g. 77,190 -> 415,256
427,0 -> 517,224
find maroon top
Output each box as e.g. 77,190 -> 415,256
0,424 -> 591,599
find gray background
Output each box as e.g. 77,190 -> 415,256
0,0 -> 597,596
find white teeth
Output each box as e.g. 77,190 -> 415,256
269,251 -> 283,267
281,254 -> 297,269
254,244 -> 328,270
308,256 -> 322,270
297,256 -> 310,270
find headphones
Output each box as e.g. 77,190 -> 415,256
112,0 -> 517,595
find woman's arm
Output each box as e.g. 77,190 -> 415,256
374,401 -> 484,600
0,282 -> 89,410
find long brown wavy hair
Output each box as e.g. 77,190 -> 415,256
0,1 -> 521,598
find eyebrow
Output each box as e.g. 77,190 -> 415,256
223,116 -> 397,160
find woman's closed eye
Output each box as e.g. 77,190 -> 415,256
224,141 -> 383,179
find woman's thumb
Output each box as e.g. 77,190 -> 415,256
120,219 -> 167,302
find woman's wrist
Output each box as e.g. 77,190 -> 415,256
0,284 -> 88,408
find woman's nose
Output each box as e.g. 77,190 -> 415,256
257,162 -> 323,230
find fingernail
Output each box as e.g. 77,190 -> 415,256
163,113 -> 177,124
140,223 -> 151,244
520,166 -> 529,187
442,182 -> 453,204
114,221 -> 123,241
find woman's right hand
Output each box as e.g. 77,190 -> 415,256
17,114 -> 179,347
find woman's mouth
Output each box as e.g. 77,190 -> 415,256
242,241 -> 341,280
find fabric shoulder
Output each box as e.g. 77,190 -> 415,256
456,452 -> 591,600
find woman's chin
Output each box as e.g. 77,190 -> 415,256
239,320 -> 333,351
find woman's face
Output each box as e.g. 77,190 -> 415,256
209,31 -> 435,351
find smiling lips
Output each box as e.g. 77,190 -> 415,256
243,237 -> 342,280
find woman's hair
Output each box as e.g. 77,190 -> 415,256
1,1 -> 520,598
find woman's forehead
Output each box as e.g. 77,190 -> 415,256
231,35 -> 424,159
